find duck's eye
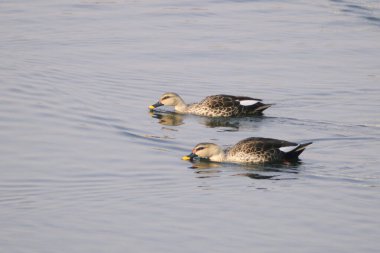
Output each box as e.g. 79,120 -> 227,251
162,96 -> 170,100
195,147 -> 205,151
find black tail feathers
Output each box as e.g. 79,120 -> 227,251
284,142 -> 312,160
247,102 -> 273,114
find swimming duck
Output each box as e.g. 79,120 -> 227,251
149,92 -> 272,117
182,137 -> 312,164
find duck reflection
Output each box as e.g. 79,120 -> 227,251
200,116 -> 266,132
150,110 -> 266,131
188,159 -> 301,180
200,117 -> 240,130
188,161 -> 222,179
149,111 -> 184,126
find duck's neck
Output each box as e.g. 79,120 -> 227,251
174,97 -> 188,113
209,148 -> 226,162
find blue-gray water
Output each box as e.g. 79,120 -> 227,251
1,0 -> 380,252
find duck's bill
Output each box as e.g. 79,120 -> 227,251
149,102 -> 163,110
182,153 -> 198,161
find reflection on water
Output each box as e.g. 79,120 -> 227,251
150,111 -> 184,126
194,168 -> 222,179
234,173 -> 279,180
187,159 -> 301,180
150,110 -> 267,131
188,160 -> 222,170
331,0 -> 380,26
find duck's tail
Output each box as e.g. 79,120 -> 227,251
255,103 -> 273,113
280,142 -> 313,160
246,102 -> 273,114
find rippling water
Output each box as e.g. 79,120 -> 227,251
1,0 -> 380,252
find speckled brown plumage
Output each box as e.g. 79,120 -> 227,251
149,93 -> 272,117
226,137 -> 301,163
184,137 -> 312,164
186,95 -> 270,117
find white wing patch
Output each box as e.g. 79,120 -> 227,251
279,145 -> 299,153
239,100 -> 259,106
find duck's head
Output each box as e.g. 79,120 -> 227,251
149,92 -> 182,109
182,143 -> 224,161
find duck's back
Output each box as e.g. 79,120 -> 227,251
187,95 -> 268,117
226,137 -> 297,163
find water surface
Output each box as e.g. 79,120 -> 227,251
1,0 -> 380,252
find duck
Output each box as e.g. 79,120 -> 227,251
149,92 -> 272,117
182,137 -> 312,164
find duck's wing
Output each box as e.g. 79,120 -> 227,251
231,137 -> 294,150
226,137 -> 311,163
199,95 -> 261,108
193,95 -> 236,111
231,137 -> 311,155
219,95 -> 262,102
217,95 -> 271,114
219,95 -> 262,105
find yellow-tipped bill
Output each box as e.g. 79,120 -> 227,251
182,156 -> 191,160
149,101 -> 163,110
182,153 -> 197,161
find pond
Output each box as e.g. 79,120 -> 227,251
1,0 -> 379,252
